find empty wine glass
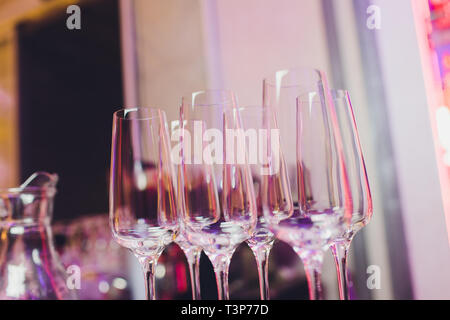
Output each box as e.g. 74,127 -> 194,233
328,90 -> 372,300
170,120 -> 203,300
109,108 -> 178,300
263,68 -> 348,300
234,105 -> 293,300
179,90 -> 257,300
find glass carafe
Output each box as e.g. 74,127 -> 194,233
0,172 -> 76,299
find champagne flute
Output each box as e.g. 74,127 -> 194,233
329,90 -> 372,300
179,90 -> 257,300
171,120 -> 203,300
263,68 -> 348,300
234,105 -> 293,300
109,108 -> 178,300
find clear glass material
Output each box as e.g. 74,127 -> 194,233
109,108 -> 178,300
235,105 -> 293,300
329,90 -> 372,300
0,172 -> 77,300
175,234 -> 202,300
263,68 -> 347,300
179,90 -> 257,300
170,120 -> 203,300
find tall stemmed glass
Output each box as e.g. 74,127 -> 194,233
235,105 -> 293,300
171,120 -> 203,300
110,108 -> 178,300
329,90 -> 372,300
263,68 -> 348,300
179,90 -> 257,300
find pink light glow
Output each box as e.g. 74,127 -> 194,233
413,0 -> 450,246
175,261 -> 187,293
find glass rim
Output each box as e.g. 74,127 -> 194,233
0,186 -> 57,196
296,89 -> 349,103
113,107 -> 167,121
233,105 -> 273,117
181,89 -> 237,108
262,67 -> 327,87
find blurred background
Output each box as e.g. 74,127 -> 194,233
0,0 -> 449,299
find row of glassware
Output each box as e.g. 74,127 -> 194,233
109,67 -> 372,300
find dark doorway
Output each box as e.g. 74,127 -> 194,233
17,0 -> 123,221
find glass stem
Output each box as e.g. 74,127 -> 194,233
212,255 -> 232,300
187,248 -> 202,300
297,249 -> 324,300
330,238 -> 352,300
251,244 -> 272,300
138,256 -> 159,300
